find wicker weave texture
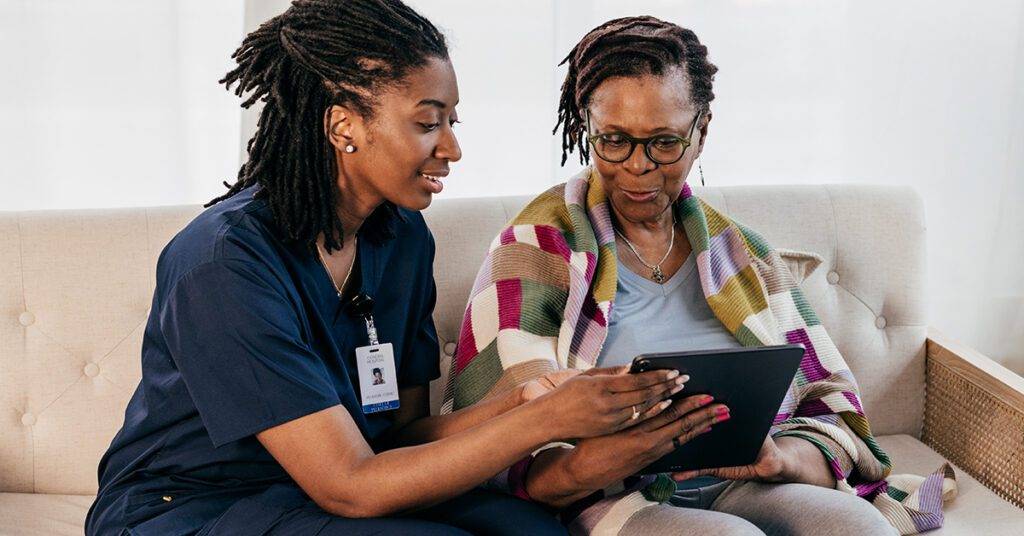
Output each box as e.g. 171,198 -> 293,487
923,359 -> 1024,509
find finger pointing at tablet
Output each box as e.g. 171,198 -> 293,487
539,368 -> 685,439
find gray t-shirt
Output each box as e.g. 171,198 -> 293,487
597,252 -> 739,496
597,253 -> 741,368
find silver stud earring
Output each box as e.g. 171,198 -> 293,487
345,144 -> 356,153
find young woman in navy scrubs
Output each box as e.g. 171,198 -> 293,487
84,1 -> 684,534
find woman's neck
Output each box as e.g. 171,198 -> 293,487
611,203 -> 676,245
332,171 -> 384,244
610,201 -> 690,283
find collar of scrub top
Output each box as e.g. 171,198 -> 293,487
361,201 -> 408,245
325,214 -> 399,326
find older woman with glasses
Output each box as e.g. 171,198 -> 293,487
445,16 -> 953,536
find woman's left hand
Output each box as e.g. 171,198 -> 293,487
671,435 -> 789,483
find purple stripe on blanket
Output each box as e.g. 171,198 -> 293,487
680,181 -> 693,199
786,328 -> 831,382
580,295 -> 606,327
568,301 -> 591,358
500,226 -> 516,245
909,467 -> 947,532
832,368 -> 859,389
584,251 -> 598,283
854,478 -> 888,499
569,299 -> 606,367
842,391 -> 864,415
810,413 -> 840,426
534,225 -> 571,262
588,201 -> 616,246
496,279 -> 522,330
471,254 -> 493,294
793,398 -> 833,418
700,228 -> 752,297
774,412 -> 792,424
564,174 -> 588,204
828,458 -> 845,479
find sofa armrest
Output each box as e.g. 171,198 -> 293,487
922,328 -> 1024,509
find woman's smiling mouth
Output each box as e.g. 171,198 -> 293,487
419,171 -> 446,193
621,189 -> 659,202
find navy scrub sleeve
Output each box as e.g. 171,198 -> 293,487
161,258 -> 340,447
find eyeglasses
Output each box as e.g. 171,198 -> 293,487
585,109 -> 703,165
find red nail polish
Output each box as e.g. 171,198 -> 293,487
715,406 -> 729,416
700,395 -> 714,405
716,413 -> 730,423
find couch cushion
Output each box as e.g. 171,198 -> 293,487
1,436 -> 1018,535
0,206 -> 201,495
0,492 -> 92,536
877,434 -> 1024,535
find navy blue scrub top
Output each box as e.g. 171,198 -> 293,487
85,185 -> 441,535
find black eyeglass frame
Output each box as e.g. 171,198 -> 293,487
585,109 -> 703,165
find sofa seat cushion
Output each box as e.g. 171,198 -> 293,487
0,492 -> 92,536
0,436 -> 1019,535
878,434 -> 1023,534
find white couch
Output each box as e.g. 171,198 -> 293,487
2,185 -> 1022,534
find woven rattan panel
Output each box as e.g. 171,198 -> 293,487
923,359 -> 1024,509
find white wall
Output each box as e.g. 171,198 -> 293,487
0,0 -> 244,210
3,1 -> 1022,372
248,0 -> 1024,372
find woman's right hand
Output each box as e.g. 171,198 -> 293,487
534,366 -> 687,440
561,394 -> 730,490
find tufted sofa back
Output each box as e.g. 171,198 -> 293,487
0,185 -> 926,495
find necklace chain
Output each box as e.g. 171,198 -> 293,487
614,218 -> 676,284
316,236 -> 358,298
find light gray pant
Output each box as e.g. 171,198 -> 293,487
620,480 -> 897,536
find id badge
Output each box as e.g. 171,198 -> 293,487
355,343 -> 400,414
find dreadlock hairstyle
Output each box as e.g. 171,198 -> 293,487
208,0 -> 448,252
553,16 -> 718,166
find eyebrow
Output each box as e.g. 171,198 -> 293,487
417,98 -> 457,109
600,123 -> 681,135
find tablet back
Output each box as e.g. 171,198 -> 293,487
631,344 -> 805,473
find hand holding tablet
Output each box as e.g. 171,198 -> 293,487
628,344 -> 805,474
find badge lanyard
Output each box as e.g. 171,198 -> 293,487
346,293 -> 399,414
347,294 -> 379,345
317,240 -> 399,415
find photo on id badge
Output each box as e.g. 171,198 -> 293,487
356,343 -> 400,413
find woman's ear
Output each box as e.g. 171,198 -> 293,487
695,111 -> 712,157
324,104 -> 357,152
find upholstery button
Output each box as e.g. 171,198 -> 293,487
875,316 -> 887,329
18,311 -> 35,327
84,363 -> 100,377
443,342 -> 457,356
21,413 -> 36,426
826,271 -> 840,285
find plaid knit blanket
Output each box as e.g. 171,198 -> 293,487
443,168 -> 956,535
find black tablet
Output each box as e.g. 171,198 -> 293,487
629,344 -> 805,474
